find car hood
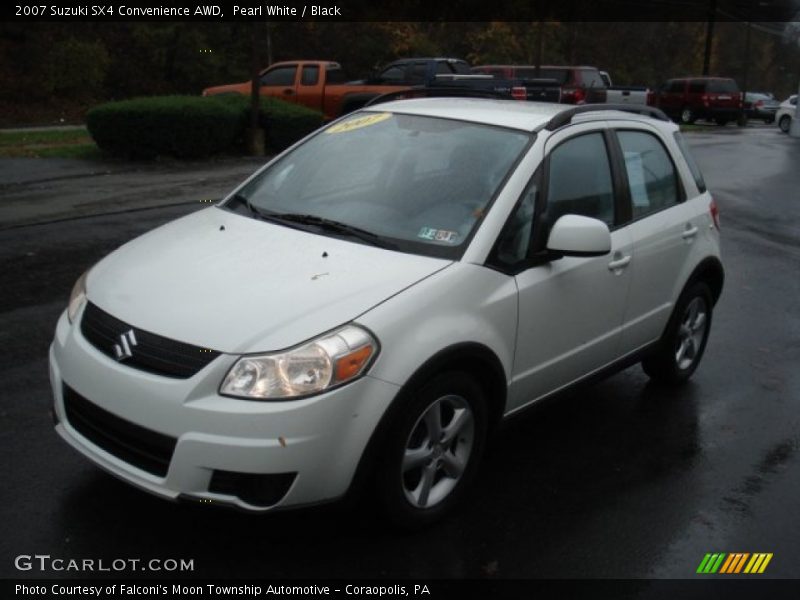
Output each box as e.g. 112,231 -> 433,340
87,207 -> 451,353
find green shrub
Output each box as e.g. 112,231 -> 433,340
212,94 -> 324,152
86,96 -> 245,159
87,94 -> 324,159
261,97 -> 324,152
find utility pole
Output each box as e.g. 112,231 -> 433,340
702,0 -> 717,75
739,22 -> 751,126
248,21 -> 265,156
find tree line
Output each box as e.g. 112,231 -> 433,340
1,21 -> 799,124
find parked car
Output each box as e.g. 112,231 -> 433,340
654,77 -> 743,125
776,95 -> 797,133
599,71 -> 653,105
743,92 -> 780,123
202,58 -> 556,120
51,99 -> 723,528
473,64 -> 606,103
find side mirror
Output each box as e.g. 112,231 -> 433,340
546,215 -> 612,257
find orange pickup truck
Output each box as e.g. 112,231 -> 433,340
202,60 -> 411,121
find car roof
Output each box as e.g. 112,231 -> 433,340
366,97 -> 675,133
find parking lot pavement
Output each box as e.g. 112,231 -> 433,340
0,156 -> 265,229
0,126 -> 798,580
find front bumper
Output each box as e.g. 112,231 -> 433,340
49,306 -> 399,512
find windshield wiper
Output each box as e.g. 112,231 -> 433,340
227,195 -> 310,230
226,198 -> 396,249
271,213 -> 397,249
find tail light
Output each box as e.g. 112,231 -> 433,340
709,197 -> 720,230
561,87 -> 586,104
701,94 -> 710,107
511,86 -> 527,101
755,100 -> 764,108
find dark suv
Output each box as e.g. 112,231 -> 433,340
655,77 -> 743,125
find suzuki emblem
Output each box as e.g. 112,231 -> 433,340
113,329 -> 138,361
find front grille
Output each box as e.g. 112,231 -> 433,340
62,385 -> 177,477
80,302 -> 221,379
209,470 -> 297,507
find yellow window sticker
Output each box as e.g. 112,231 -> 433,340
326,112 -> 392,134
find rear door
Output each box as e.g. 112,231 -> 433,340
608,122 -> 701,352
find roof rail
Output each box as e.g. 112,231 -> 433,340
542,104 -> 670,131
364,86 -> 507,107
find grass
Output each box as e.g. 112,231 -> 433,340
0,127 -> 101,158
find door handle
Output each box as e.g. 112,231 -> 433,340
608,254 -> 631,271
682,225 -> 699,240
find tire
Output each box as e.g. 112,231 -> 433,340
715,117 -> 730,126
375,371 -> 488,529
779,115 -> 791,133
642,282 -> 713,385
679,107 -> 695,124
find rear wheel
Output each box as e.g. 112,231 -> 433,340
642,282 -> 713,385
779,115 -> 791,133
680,107 -> 695,124
376,371 -> 487,529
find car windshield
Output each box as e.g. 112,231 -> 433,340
225,111 -> 532,258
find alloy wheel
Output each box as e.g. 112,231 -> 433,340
674,296 -> 708,371
401,394 -> 475,509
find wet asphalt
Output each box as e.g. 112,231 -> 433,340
0,124 -> 798,581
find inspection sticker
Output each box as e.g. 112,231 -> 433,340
418,227 -> 459,243
326,112 -> 392,134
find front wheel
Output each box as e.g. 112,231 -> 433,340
376,371 -> 487,529
642,282 -> 713,385
779,115 -> 791,133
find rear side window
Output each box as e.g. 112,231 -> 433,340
436,62 -> 452,75
451,62 -> 472,75
708,79 -> 739,93
539,68 -> 571,85
408,63 -> 428,84
667,80 -> 684,93
579,69 -> 605,88
617,131 -> 680,218
673,131 -> 707,193
688,81 -> 706,93
546,133 -> 615,227
379,65 -> 405,82
301,66 -> 319,86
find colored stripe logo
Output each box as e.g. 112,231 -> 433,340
697,553 -> 773,574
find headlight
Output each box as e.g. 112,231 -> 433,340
220,325 -> 378,400
67,270 -> 89,323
